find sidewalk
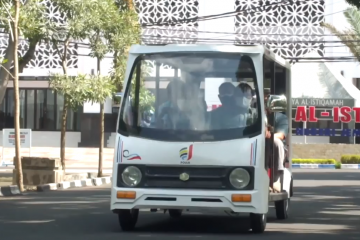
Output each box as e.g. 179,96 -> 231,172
0,147 -> 115,163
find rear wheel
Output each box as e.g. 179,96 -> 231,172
118,209 -> 139,231
169,209 -> 182,218
275,198 -> 289,220
250,213 -> 266,233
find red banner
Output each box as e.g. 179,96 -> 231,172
295,106 -> 360,123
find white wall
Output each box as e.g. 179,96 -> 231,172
0,131 -> 81,147
292,136 -> 330,144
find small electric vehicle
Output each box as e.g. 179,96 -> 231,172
111,44 -> 293,233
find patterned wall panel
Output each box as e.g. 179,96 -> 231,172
0,0 -> 78,70
234,0 -> 325,58
135,0 -> 199,45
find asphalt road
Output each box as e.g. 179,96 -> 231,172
0,169 -> 360,240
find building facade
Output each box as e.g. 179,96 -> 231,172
0,0 -> 359,147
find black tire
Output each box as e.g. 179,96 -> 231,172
118,209 -> 139,231
250,213 -> 266,233
169,209 -> 182,218
290,179 -> 294,197
275,198 -> 289,220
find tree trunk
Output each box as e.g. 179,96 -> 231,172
13,0 -> 24,192
60,95 -> 68,170
60,50 -> 69,170
98,102 -> 104,178
0,35 -> 15,104
97,57 -> 103,177
14,40 -> 38,74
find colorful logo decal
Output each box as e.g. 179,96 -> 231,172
123,150 -> 141,160
250,139 -> 258,166
179,145 -> 193,163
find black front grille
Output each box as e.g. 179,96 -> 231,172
117,165 -> 254,190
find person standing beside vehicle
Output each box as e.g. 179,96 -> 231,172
264,90 -> 289,192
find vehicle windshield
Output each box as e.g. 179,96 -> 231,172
118,52 -> 262,142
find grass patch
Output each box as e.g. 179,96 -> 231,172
341,155 -> 360,164
292,159 -> 336,164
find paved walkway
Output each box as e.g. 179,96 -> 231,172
0,169 -> 359,240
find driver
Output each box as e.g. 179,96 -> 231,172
211,82 -> 248,129
156,79 -> 191,129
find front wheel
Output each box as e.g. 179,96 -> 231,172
118,209 -> 139,231
275,198 -> 290,220
250,213 -> 266,233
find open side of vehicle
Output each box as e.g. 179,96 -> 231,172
110,44 -> 293,234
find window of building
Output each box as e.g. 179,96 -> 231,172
55,94 -> 78,131
0,88 -> 81,131
5,89 -> 26,128
26,90 -> 35,129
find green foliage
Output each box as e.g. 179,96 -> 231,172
0,0 -> 57,40
50,0 -> 100,41
321,6 -> 360,62
0,57 -> 8,64
135,83 -> 156,113
341,155 -> 360,163
129,63 -> 155,112
113,95 -> 122,105
109,3 -> 141,88
346,0 -> 360,9
85,74 -> 117,104
292,159 -> 337,164
84,0 -> 154,111
87,0 -> 120,60
49,74 -> 90,110
335,162 -> 342,169
49,73 -> 116,110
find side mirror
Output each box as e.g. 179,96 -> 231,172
266,95 -> 287,112
113,92 -> 123,106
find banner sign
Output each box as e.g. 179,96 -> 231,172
296,128 -> 360,136
1,129 -> 32,166
292,98 -> 354,107
294,99 -> 359,136
2,129 -> 32,148
295,106 -> 360,123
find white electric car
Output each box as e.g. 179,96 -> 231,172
110,44 -> 293,233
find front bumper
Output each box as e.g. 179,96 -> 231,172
110,188 -> 269,214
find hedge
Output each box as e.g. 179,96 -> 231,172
340,155 -> 360,164
292,159 -> 337,164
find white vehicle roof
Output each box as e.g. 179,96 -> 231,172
129,44 -> 291,69
130,44 -> 265,55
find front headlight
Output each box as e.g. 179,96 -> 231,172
122,166 -> 142,187
229,168 -> 250,189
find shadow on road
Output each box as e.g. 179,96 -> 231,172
0,170 -> 359,239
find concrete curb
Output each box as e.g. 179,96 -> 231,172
292,164 -> 336,169
339,164 -> 360,169
37,176 -> 112,192
0,185 -> 21,197
292,164 -> 360,169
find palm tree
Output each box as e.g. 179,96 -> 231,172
346,0 -> 360,9
321,7 -> 360,61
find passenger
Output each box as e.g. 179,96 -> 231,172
156,79 -> 191,129
235,82 -> 257,125
150,80 -> 175,127
264,90 -> 289,192
210,82 -> 245,129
